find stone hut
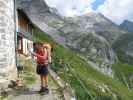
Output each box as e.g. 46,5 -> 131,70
0,0 -> 17,87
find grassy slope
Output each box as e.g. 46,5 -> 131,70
112,63 -> 133,89
33,27 -> 133,100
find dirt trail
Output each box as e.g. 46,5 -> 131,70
8,75 -> 63,100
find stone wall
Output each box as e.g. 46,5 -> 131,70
0,0 -> 17,87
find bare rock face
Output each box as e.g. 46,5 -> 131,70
62,13 -> 126,44
17,0 -> 127,76
0,0 -> 17,87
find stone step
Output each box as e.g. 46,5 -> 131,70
0,78 -> 9,89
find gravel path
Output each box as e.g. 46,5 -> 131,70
8,75 -> 63,100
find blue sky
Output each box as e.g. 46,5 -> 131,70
45,0 -> 133,24
92,0 -> 105,10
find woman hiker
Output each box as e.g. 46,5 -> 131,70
30,43 -> 49,93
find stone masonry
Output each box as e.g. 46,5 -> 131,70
0,0 -> 17,87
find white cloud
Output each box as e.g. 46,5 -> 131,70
45,0 -> 133,24
45,0 -> 95,16
97,0 -> 133,24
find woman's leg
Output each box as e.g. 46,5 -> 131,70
40,75 -> 44,87
43,75 -> 48,88
38,75 -> 45,92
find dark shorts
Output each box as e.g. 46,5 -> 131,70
36,64 -> 48,76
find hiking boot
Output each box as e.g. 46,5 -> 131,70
44,87 -> 49,93
39,87 -> 45,93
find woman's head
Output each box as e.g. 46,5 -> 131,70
36,42 -> 43,52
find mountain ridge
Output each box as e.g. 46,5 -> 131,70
120,20 -> 133,33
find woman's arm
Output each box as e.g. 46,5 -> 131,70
34,48 -> 48,60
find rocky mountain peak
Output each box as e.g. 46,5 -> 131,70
120,20 -> 133,33
123,20 -> 133,24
